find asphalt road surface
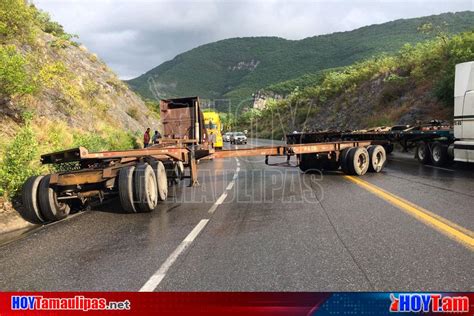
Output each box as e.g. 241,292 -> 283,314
0,139 -> 473,291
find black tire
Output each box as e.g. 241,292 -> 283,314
298,154 -> 309,172
384,143 -> 394,155
38,175 -> 70,222
163,161 -> 179,185
323,159 -> 340,171
118,166 -> 137,213
367,145 -> 387,173
431,142 -> 449,167
416,142 -> 431,164
346,147 -> 370,176
134,163 -> 159,212
299,154 -> 323,173
152,161 -> 168,200
340,147 -> 353,175
172,164 -> 181,185
20,175 -> 47,224
176,161 -> 185,180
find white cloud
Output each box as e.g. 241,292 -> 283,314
33,0 -> 473,79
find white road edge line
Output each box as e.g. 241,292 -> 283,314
139,219 -> 209,292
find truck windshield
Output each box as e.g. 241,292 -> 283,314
206,122 -> 217,129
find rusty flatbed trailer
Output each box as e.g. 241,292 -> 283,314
17,97 -> 388,225
286,120 -> 454,166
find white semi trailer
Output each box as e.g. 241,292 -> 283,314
453,61 -> 474,162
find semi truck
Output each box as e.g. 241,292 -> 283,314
17,62 -> 472,224
289,61 -> 474,167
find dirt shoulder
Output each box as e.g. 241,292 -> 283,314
0,198 -> 32,234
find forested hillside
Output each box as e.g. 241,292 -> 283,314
128,11 -> 474,109
0,0 -> 160,222
235,31 -> 474,139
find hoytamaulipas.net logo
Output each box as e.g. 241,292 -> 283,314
390,293 -> 469,313
11,295 -> 131,311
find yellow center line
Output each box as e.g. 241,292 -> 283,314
344,175 -> 474,251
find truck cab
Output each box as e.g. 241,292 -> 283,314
454,61 -> 474,162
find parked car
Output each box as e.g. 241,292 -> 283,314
230,132 -> 247,145
223,132 -> 233,142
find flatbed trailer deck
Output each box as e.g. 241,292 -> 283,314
286,120 -> 455,166
17,96 -> 391,225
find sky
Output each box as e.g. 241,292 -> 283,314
33,0 -> 473,79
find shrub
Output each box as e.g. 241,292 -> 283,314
32,7 -> 78,44
127,106 -> 140,120
37,61 -> 68,88
433,31 -> 474,105
83,79 -> 101,99
0,112 -> 40,198
72,133 -> 109,152
0,0 -> 36,43
104,130 -> 137,150
34,10 -> 65,36
37,61 -> 83,111
0,45 -> 36,97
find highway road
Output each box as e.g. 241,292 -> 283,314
0,139 -> 473,291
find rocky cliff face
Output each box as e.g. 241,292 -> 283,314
1,32 -> 160,139
0,20 -> 161,233
304,73 -> 451,131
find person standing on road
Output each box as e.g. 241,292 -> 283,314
209,132 -> 216,148
143,128 -> 151,148
152,130 -> 161,144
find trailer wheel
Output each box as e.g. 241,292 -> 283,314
323,159 -> 340,171
38,175 -> 70,222
118,166 -> 137,213
176,161 -> 185,180
171,163 -> 181,185
299,154 -> 322,173
164,161 -> 180,185
367,145 -> 386,173
346,147 -> 370,176
431,142 -> 449,167
384,143 -> 394,155
134,164 -> 159,212
20,175 -> 47,224
340,148 -> 353,174
152,161 -> 168,201
298,154 -> 310,172
416,142 -> 431,164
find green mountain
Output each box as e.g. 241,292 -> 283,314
127,11 -> 474,110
